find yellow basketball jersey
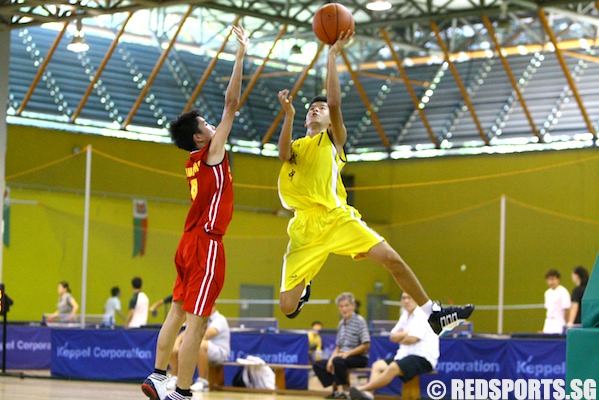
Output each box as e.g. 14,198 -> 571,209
278,130 -> 348,211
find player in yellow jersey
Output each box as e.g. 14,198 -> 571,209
276,31 -> 474,335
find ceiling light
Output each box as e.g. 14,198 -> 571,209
68,35 -> 89,52
291,44 -> 302,55
366,0 -> 392,11
67,19 -> 89,53
291,28 -> 302,55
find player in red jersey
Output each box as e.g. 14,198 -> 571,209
142,25 -> 249,400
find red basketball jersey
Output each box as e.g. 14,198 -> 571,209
183,146 -> 234,235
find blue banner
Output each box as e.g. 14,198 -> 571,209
51,328 -> 158,381
507,339 -> 565,380
0,325 -> 51,369
227,332 -> 309,389
2,324 -> 566,398
370,336 -> 566,398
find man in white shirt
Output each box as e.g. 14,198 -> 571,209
543,269 -> 571,334
126,277 -> 149,329
350,293 -> 439,400
166,308 -> 230,392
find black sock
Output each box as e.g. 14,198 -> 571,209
176,387 -> 193,397
153,368 -> 167,376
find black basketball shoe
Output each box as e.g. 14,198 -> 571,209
286,282 -> 311,319
428,303 -> 475,336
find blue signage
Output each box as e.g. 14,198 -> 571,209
2,323 -> 566,398
51,328 -> 158,381
227,332 -> 309,389
370,336 -> 566,398
0,325 -> 51,369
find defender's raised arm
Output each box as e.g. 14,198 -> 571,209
209,25 -> 249,163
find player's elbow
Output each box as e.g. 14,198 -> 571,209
278,149 -> 291,161
328,99 -> 341,109
224,96 -> 240,111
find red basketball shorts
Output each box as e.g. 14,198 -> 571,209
173,229 -> 226,316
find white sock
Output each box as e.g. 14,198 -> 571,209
421,300 -> 434,317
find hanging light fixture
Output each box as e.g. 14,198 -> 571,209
290,28 -> 302,55
291,43 -> 302,55
366,0 -> 392,11
67,19 -> 89,53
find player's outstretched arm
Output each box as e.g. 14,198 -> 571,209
327,31 -> 352,149
277,89 -> 295,161
209,25 -> 249,163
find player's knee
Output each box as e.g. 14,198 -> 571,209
383,251 -> 407,272
279,298 -> 296,315
332,356 -> 345,367
200,341 -> 208,352
372,359 -> 387,371
394,364 -> 403,377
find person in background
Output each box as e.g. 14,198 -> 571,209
567,265 -> 589,328
349,293 -> 439,400
150,295 -> 174,318
166,307 -> 230,392
47,281 -> 79,322
126,276 -> 149,328
313,292 -> 370,399
103,286 -> 126,327
542,269 -> 571,334
308,320 -> 323,363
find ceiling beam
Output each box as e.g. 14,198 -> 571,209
121,5 -> 194,129
340,50 -> 391,149
430,21 -> 490,146
509,0 -> 599,27
537,7 -> 597,140
16,22 -> 68,115
482,15 -> 541,142
2,0 -> 598,29
381,28 -> 439,148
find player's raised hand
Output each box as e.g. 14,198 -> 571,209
232,24 -> 249,54
330,30 -> 353,55
278,89 -> 295,115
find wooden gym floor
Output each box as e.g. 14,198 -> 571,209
0,373 -> 331,400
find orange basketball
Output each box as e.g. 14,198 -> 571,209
312,3 -> 355,45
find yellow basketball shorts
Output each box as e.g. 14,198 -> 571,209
280,205 -> 384,292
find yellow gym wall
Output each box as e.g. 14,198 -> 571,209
3,124 -> 599,333
345,148 -> 599,333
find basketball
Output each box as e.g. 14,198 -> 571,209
312,3 -> 355,45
